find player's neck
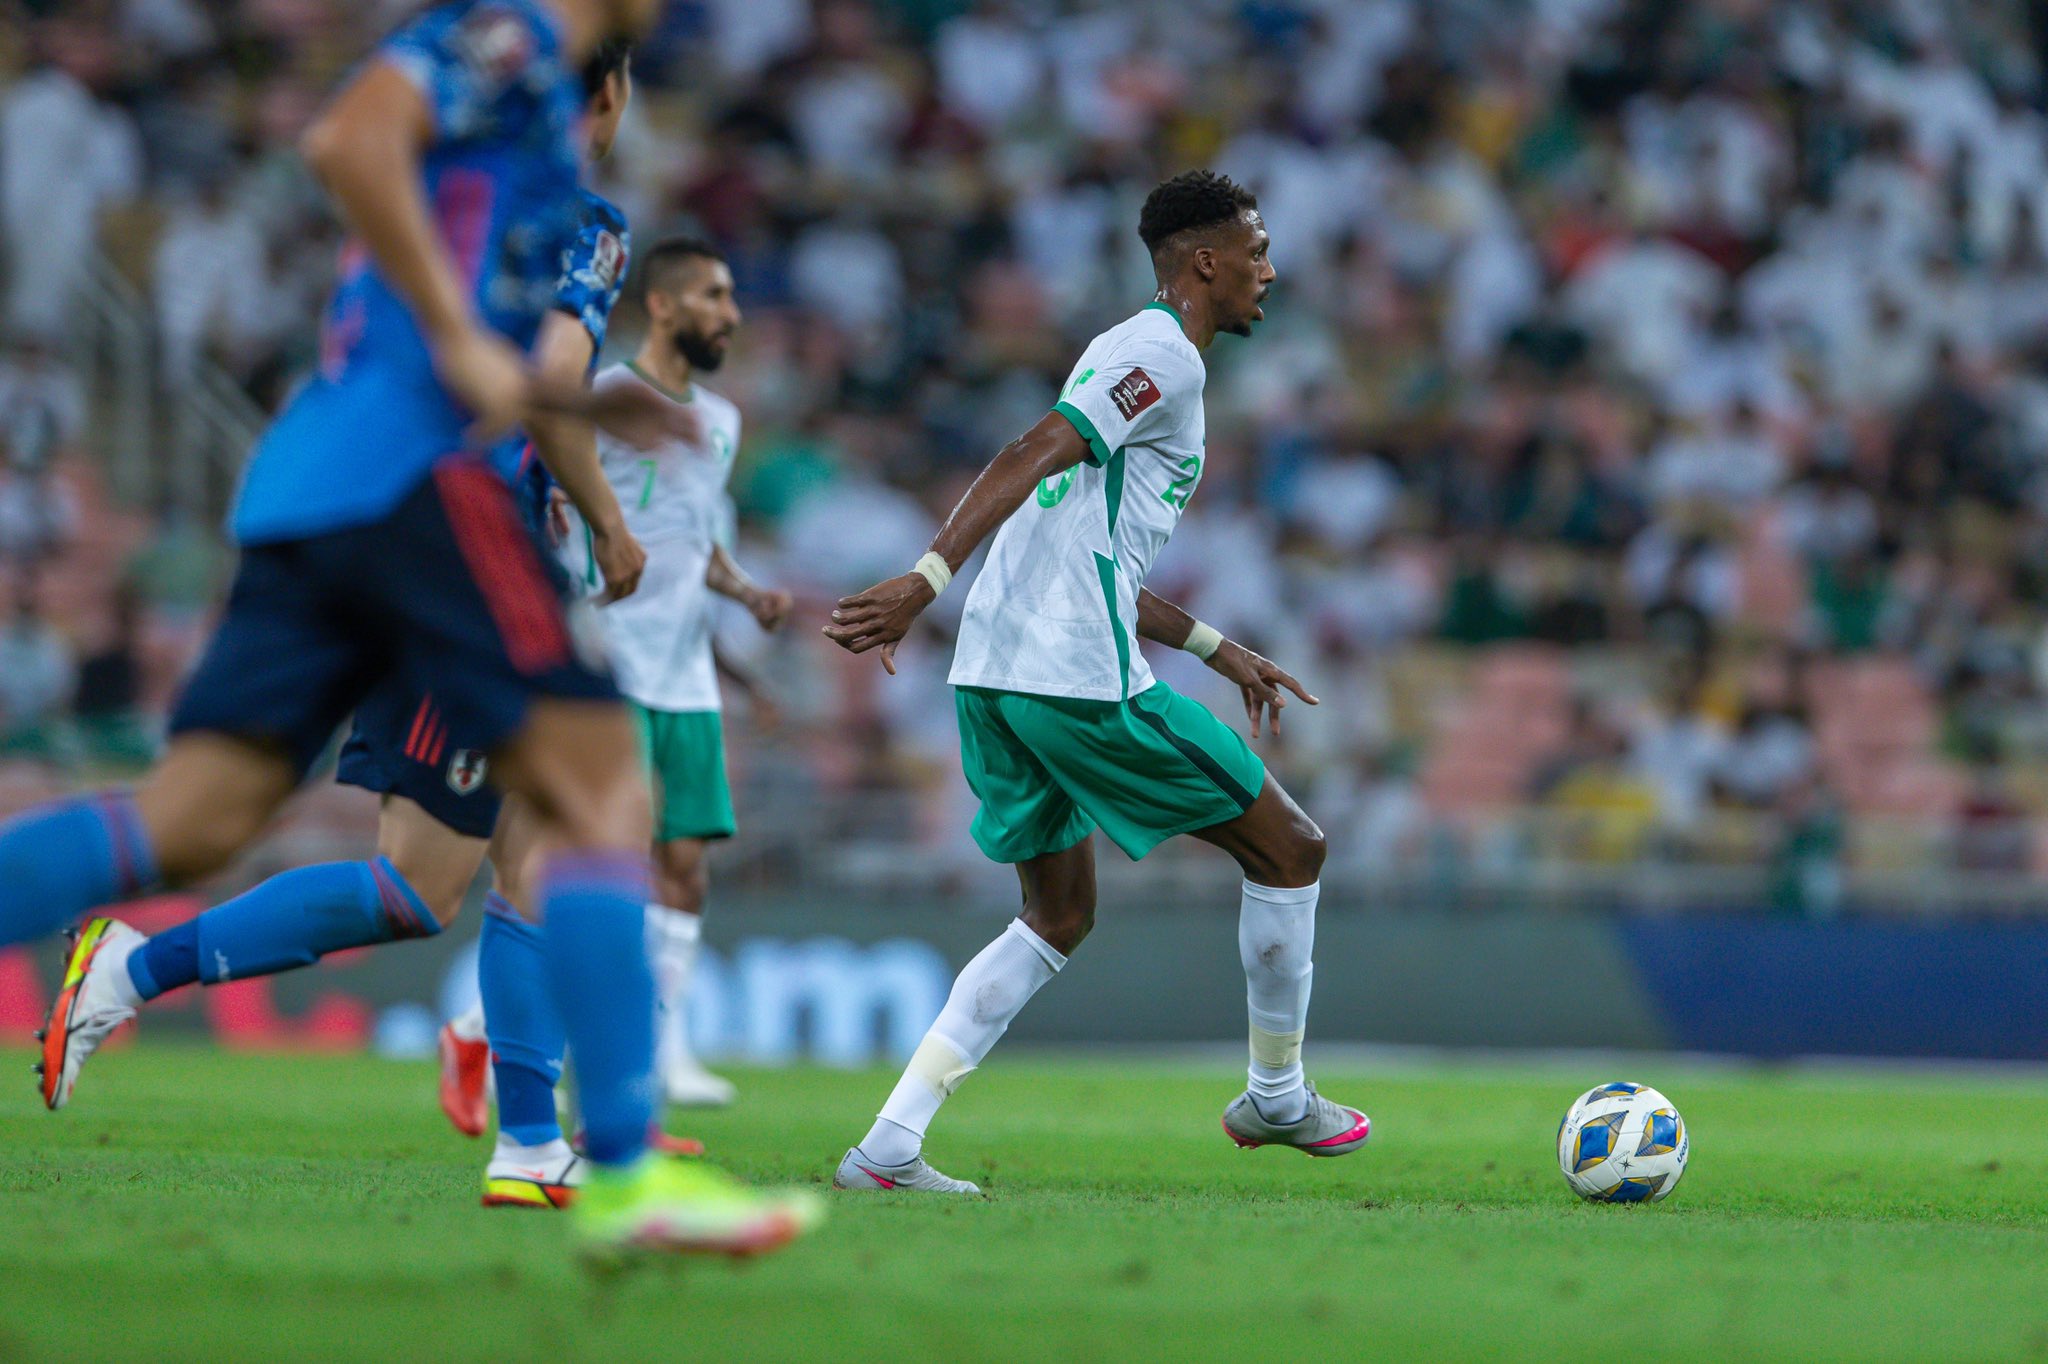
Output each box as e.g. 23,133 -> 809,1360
1149,286 -> 1216,349
541,0 -> 605,62
629,342 -> 695,403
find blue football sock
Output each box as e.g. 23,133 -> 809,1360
127,856 -> 441,1001
478,892 -> 565,1147
0,793 -> 158,949
540,851 -> 653,1167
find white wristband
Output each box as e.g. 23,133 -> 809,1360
913,551 -> 953,597
1183,620 -> 1224,660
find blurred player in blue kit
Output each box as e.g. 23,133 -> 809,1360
41,34 -> 704,1217
0,0 -> 818,1257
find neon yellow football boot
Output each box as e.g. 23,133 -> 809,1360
573,1155 -> 823,1259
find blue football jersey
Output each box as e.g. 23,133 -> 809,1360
231,0 -> 584,545
555,188 -> 630,364
507,188 -> 631,513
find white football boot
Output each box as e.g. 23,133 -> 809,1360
483,1137 -> 586,1209
663,1057 -> 738,1107
36,918 -> 145,1110
1221,1082 -> 1372,1156
833,1147 -> 982,1194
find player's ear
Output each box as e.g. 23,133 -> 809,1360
1192,244 -> 1216,282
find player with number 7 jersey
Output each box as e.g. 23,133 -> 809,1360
557,235 -> 790,1110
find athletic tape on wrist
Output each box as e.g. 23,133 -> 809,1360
913,551 -> 953,597
1183,620 -> 1224,660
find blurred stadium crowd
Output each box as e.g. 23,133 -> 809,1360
6,0 -> 2048,907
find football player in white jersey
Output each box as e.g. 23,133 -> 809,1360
823,171 -> 1368,1193
561,236 -> 791,1106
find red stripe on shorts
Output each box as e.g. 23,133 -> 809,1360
433,459 -> 570,674
405,697 -> 433,762
425,713 -> 448,769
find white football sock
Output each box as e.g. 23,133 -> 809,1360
859,918 -> 1064,1166
492,1132 -> 573,1163
646,905 -> 702,1075
1240,879 -> 1317,1125
449,1004 -> 487,1043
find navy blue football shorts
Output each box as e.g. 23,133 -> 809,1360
334,684 -> 502,838
171,454 -> 616,788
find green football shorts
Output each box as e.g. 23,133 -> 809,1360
955,681 -> 1266,863
631,703 -> 736,843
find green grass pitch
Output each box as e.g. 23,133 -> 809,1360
3,1045 -> 2046,1361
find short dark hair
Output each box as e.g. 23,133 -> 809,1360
581,37 -> 634,99
1137,171 -> 1258,257
640,234 -> 725,295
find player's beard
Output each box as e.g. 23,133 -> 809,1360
673,329 -> 728,373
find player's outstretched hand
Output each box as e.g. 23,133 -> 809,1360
823,572 -> 935,675
747,587 -> 794,632
436,327 -> 530,441
592,523 -> 647,604
537,376 -> 702,449
1206,639 -> 1318,738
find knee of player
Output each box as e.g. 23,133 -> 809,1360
415,881 -> 470,929
653,844 -> 708,910
1026,897 -> 1095,955
1249,815 -> 1325,889
1290,817 -> 1328,882
546,776 -> 651,853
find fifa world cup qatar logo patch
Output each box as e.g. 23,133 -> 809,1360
447,749 -> 489,796
1109,368 -> 1160,421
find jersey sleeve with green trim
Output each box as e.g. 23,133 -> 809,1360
950,306 -> 1208,704
1052,338 -> 1200,467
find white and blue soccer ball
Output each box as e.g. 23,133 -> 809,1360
1557,1082 -> 1688,1203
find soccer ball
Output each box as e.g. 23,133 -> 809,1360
1556,1082 -> 1688,1203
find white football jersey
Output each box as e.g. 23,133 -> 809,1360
949,303 -> 1207,701
563,361 -> 742,713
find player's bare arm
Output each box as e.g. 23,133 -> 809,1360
824,411 -> 1089,672
1135,588 -> 1316,739
526,312 -> 645,602
300,63 -> 528,436
705,544 -> 791,630
300,64 -> 688,451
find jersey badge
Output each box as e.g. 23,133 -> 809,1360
589,230 -> 625,290
447,749 -> 490,796
1110,368 -> 1161,420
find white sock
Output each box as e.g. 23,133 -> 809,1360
1240,879 -> 1317,1125
449,1004 -> 487,1043
646,905 -> 701,1075
859,918 -> 1065,1166
492,1132 -> 572,1163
